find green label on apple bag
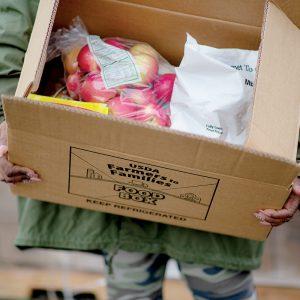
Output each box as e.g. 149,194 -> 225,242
87,35 -> 141,89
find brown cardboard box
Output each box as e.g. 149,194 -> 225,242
2,0 -> 300,240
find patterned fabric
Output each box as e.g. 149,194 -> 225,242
104,250 -> 256,300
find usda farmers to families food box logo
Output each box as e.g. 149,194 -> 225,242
107,163 -> 179,187
68,147 -> 219,221
113,182 -> 165,205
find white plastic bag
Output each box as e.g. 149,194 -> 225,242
170,34 -> 258,145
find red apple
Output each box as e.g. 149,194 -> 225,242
79,73 -> 117,103
121,88 -> 155,105
152,109 -> 171,127
153,73 -> 176,104
77,45 -> 100,73
66,71 -> 82,99
134,102 -> 157,121
134,102 -> 171,127
108,97 -> 138,119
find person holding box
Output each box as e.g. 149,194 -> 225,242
0,1 -> 299,299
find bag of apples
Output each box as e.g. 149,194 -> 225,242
48,17 -> 175,127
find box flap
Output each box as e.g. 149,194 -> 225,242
3,96 -> 299,187
15,0 -> 59,97
274,0 -> 300,28
246,1 -> 300,161
55,0 -> 261,65
119,0 -> 265,27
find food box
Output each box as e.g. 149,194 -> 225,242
2,0 -> 300,240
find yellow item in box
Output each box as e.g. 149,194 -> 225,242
28,94 -> 109,115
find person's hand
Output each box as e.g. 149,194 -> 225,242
254,177 -> 300,226
0,121 -> 40,184
0,152 -> 40,184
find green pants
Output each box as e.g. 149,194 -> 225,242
104,250 -> 257,300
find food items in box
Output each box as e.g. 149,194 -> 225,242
48,17 -> 175,127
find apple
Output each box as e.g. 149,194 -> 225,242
79,73 -> 117,103
153,73 -> 176,104
133,54 -> 159,85
121,88 -> 155,105
133,102 -> 157,121
77,45 -> 100,73
108,95 -> 170,127
108,97 -> 138,119
153,109 -> 171,127
63,47 -> 82,75
133,102 -> 171,127
66,71 -> 82,99
145,108 -> 171,127
130,43 -> 159,61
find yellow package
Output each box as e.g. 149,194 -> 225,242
28,94 -> 109,115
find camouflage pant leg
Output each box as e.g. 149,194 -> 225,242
179,262 -> 257,300
104,250 -> 257,300
104,250 -> 169,300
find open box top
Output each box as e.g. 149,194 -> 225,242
15,0 -> 300,161
3,0 -> 300,240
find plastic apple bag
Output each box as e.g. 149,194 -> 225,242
80,37 -> 175,127
170,34 -> 258,145
48,17 -> 176,127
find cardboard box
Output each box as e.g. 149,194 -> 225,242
2,0 -> 300,240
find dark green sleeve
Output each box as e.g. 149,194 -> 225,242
0,0 -> 39,122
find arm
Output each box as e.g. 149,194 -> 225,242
0,0 -> 38,78
0,0 -> 39,121
0,0 -> 40,184
254,136 -> 300,226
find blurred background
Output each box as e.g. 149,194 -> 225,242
1,182 -> 300,300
